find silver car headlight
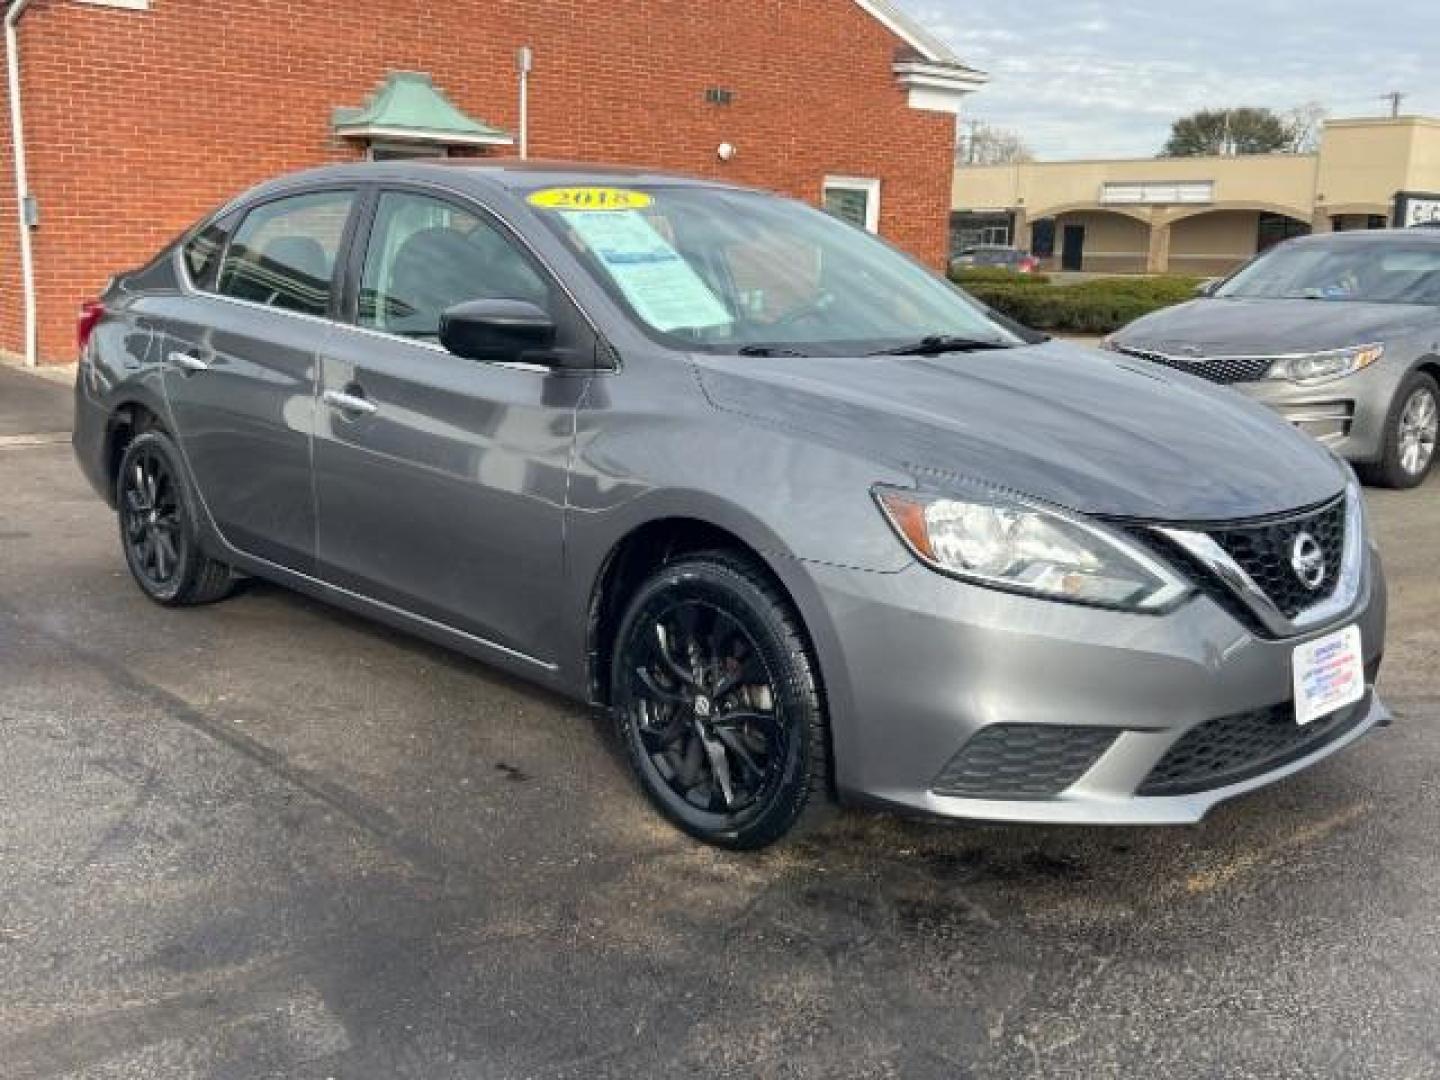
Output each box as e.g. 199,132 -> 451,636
875,484 -> 1193,612
1267,343 -> 1383,386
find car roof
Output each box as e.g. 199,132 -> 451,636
236,159 -> 750,207
1288,228 -> 1440,246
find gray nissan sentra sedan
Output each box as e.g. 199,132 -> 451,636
1106,230 -> 1440,489
73,162 -> 1388,849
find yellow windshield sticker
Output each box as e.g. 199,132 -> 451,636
527,186 -> 652,211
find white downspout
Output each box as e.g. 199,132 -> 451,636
5,0 -> 38,366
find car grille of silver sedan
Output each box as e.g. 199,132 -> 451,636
1115,344 -> 1273,384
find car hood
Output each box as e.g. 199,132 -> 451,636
691,339 -> 1346,522
1113,296 -> 1435,355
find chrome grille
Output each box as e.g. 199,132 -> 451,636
1207,497 -> 1347,618
1129,493 -> 1354,638
1116,345 -> 1273,385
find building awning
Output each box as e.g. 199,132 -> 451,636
332,72 -> 514,148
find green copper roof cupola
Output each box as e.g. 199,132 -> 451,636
332,71 -> 514,148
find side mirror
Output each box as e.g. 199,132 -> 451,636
1195,278 -> 1221,298
439,299 -> 557,363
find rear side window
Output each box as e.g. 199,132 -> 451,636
217,191 -> 355,316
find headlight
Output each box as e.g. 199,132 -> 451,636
874,485 -> 1192,611
1267,343 -> 1383,385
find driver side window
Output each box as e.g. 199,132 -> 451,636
359,191 -> 550,339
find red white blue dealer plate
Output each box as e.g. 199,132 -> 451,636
1292,625 -> 1365,727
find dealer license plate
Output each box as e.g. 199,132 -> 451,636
1292,624 -> 1364,727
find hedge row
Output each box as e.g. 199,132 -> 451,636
953,273 -> 1205,334
951,267 -> 1052,286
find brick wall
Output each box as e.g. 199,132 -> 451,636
0,0 -> 957,363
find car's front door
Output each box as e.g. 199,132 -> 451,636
157,188 -> 358,571
312,187 -> 593,665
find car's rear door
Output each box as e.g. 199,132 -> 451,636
155,188 -> 360,572
311,185 -> 594,666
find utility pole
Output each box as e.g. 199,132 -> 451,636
1382,91 -> 1407,118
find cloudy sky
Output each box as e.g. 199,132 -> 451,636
909,0 -> 1440,159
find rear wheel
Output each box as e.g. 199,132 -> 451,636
610,551 -> 830,850
117,431 -> 234,605
1362,372 -> 1438,489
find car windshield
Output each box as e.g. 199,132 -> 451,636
523,183 -> 1026,355
1216,239 -> 1440,304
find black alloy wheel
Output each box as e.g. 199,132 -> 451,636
611,551 -> 829,849
116,431 -> 234,605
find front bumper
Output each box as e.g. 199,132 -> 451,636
1234,360 -> 1404,465
807,545 -> 1387,825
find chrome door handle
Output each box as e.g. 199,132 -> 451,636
322,389 -> 379,416
168,350 -> 209,373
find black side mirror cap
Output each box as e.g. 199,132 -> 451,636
439,299 -> 558,364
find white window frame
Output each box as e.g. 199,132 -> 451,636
823,176 -> 882,233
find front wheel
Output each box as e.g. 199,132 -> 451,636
116,430 -> 235,606
1362,371 -> 1438,489
610,551 -> 831,850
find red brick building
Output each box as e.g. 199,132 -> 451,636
0,0 -> 982,365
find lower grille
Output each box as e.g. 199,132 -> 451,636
1116,345 -> 1273,384
932,724 -> 1118,799
1137,690 -> 1372,797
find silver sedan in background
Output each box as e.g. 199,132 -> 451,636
1107,230 -> 1440,488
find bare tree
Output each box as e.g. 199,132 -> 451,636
958,121 -> 1034,165
1283,101 -> 1328,153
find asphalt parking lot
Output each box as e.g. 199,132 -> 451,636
2,363 -> 1438,1079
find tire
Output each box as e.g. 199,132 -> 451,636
610,550 -> 831,850
1360,371 -> 1439,490
116,430 -> 235,606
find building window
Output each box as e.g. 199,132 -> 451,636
822,176 -> 881,233
1257,213 -> 1310,251
367,142 -> 451,162
950,211 -> 1014,253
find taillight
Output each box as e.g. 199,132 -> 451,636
77,299 -> 105,353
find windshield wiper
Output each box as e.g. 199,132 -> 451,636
735,344 -> 812,357
870,335 -> 1014,356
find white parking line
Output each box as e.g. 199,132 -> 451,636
0,433 -> 69,448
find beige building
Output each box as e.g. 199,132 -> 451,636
952,116 -> 1440,275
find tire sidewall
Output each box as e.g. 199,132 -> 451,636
610,558 -> 821,849
1382,372 -> 1439,489
116,430 -> 206,604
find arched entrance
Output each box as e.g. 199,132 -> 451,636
1168,207 -> 1311,276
